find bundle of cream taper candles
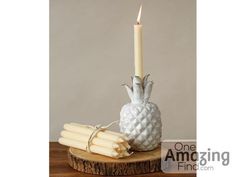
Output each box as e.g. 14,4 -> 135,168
58,122 -> 132,158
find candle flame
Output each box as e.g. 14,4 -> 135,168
136,5 -> 142,24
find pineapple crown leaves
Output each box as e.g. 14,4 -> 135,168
122,74 -> 153,104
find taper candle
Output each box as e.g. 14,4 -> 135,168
134,5 -> 143,79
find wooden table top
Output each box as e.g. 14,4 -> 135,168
50,142 -> 196,177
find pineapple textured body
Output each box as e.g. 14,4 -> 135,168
120,102 -> 161,151
119,75 -> 162,151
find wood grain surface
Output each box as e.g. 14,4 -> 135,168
68,146 -> 163,175
50,142 -> 196,177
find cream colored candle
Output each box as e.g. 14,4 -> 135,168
105,130 -> 129,141
122,141 -> 131,149
134,5 -> 144,79
64,123 -> 124,142
117,144 -> 126,151
58,137 -> 119,158
60,130 -> 120,149
118,151 -> 132,158
70,122 -> 129,141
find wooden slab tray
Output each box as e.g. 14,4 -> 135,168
68,146 -> 164,176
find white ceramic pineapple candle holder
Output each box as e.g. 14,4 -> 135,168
119,75 -> 162,151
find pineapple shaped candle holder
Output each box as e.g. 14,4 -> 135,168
119,75 -> 162,151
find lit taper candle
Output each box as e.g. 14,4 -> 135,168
134,5 -> 143,79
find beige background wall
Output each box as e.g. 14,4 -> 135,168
50,0 -> 196,141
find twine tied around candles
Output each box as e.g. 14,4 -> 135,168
85,120 -> 120,153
